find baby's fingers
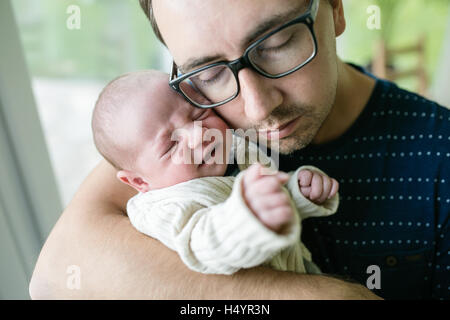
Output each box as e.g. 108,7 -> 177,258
244,163 -> 288,185
316,175 -> 332,204
246,175 -> 287,198
258,206 -> 293,232
298,169 -> 313,187
328,178 -> 339,199
248,192 -> 291,213
243,163 -> 264,186
309,173 -> 323,201
300,186 -> 311,198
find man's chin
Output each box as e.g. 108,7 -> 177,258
265,128 -> 316,155
277,140 -> 308,155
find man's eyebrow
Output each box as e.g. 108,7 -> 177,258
180,55 -> 222,74
179,2 -> 308,73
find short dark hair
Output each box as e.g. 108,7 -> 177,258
138,0 -> 334,46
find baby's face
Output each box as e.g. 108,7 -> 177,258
130,80 -> 230,190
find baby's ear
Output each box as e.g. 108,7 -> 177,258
116,170 -> 150,193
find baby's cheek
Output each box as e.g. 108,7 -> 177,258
170,163 -> 202,184
208,115 -> 228,131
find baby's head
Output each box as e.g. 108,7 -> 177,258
92,70 -> 230,192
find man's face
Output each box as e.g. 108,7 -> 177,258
153,0 -> 341,154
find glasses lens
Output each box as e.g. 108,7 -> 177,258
248,23 -> 315,76
180,65 -> 238,106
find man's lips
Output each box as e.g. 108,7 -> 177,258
258,116 -> 303,140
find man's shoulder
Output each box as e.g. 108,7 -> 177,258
350,64 -> 449,117
376,80 -> 449,117
370,79 -> 450,136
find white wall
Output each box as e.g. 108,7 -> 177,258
0,0 -> 62,299
431,9 -> 450,108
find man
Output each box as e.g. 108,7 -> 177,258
30,0 -> 449,299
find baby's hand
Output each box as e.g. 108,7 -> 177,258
297,169 -> 339,205
242,163 -> 293,233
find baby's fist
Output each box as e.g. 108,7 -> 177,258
242,163 -> 293,233
298,169 -> 339,204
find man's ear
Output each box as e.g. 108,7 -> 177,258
116,170 -> 151,193
330,0 -> 346,37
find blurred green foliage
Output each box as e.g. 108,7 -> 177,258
342,0 -> 449,90
13,0 -> 162,80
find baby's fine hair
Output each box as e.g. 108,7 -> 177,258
91,70 -> 168,170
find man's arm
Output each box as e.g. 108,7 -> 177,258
29,160 -> 381,299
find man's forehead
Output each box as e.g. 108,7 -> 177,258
153,0 -> 309,72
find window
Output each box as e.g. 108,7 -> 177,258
12,0 -> 170,205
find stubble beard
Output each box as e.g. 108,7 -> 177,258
257,100 -> 334,155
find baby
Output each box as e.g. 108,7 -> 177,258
92,70 -> 339,275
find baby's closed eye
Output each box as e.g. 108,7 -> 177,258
159,140 -> 178,159
193,109 -> 210,121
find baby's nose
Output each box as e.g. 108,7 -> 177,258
187,122 -> 206,149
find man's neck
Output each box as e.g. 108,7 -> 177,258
312,59 -> 376,145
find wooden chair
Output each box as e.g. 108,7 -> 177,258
372,36 -> 428,96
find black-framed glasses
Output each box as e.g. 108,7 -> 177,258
169,0 -> 320,109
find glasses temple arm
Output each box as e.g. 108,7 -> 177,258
170,61 -> 178,81
310,0 -> 319,20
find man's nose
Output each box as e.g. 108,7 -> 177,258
238,69 -> 283,122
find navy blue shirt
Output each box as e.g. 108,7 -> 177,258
277,69 -> 449,299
